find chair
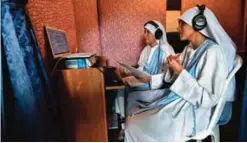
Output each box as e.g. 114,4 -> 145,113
185,55 -> 243,142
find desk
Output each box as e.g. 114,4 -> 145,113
106,85 -> 125,90
55,67 -> 125,142
102,67 -> 125,91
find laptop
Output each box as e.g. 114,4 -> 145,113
45,26 -> 95,59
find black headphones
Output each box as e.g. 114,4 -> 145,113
192,4 -> 207,31
144,21 -> 163,39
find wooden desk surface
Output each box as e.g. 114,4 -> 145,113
55,68 -> 108,142
105,85 -> 125,90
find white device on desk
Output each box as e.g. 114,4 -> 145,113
45,26 -> 96,74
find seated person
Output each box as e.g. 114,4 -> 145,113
135,20 -> 175,89
125,5 -> 236,142
115,20 -> 174,118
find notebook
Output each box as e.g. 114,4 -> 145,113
122,76 -> 146,87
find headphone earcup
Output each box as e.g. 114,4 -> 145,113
192,14 -> 207,31
155,28 -> 163,39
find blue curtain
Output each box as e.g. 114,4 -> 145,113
240,88 -> 247,141
239,25 -> 247,141
1,28 -> 4,141
1,0 -> 59,141
240,62 -> 247,141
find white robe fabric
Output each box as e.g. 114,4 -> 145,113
125,43 -> 228,141
115,20 -> 174,118
141,20 -> 175,89
179,6 -> 236,101
138,42 -> 174,89
125,6 -> 237,141
115,43 -> 174,118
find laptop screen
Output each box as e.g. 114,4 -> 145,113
45,26 -> 70,56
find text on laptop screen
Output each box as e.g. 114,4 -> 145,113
46,27 -> 70,55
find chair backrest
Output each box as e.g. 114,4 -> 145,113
207,55 -> 243,132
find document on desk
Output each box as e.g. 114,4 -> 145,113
122,76 -> 146,87
117,62 -> 150,78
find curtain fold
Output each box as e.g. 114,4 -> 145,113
1,0 -> 59,141
240,44 -> 247,142
240,81 -> 247,141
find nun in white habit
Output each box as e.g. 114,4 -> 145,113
115,20 -> 174,118
136,20 -> 174,89
125,5 -> 236,142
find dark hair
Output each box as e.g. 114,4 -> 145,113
178,19 -> 186,25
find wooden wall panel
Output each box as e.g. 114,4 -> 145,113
72,0 -> 101,55
26,0 -> 78,72
98,0 -> 167,66
26,0 -> 246,69
182,0 -> 244,52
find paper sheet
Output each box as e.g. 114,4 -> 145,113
118,62 -> 150,78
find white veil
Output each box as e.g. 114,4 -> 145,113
144,20 -> 174,54
179,6 -> 237,73
179,6 -> 237,101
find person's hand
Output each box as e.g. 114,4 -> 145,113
167,54 -> 180,62
117,68 -> 131,77
137,76 -> 151,83
167,54 -> 183,74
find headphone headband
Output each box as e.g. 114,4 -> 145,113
192,4 -> 207,31
196,4 -> 205,12
144,21 -> 163,39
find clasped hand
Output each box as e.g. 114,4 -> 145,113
167,54 -> 183,74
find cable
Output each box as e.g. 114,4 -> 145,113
96,67 -> 104,74
51,57 -> 66,77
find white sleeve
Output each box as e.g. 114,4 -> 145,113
137,46 -> 148,71
164,44 -> 175,56
150,73 -> 164,89
164,51 -> 186,83
150,44 -> 175,89
170,46 -> 227,108
164,68 -> 176,83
